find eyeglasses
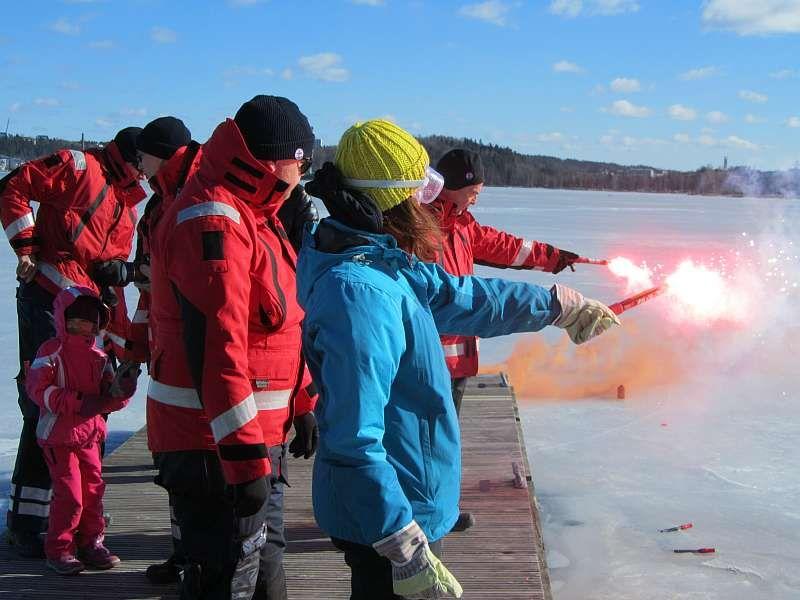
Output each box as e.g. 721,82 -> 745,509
299,156 -> 313,175
135,151 -> 144,170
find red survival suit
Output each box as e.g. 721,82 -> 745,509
1,144 -> 146,360
147,118 -> 316,484
426,196 -> 570,378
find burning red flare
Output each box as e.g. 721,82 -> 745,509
608,257 -> 654,293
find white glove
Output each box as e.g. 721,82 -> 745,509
373,521 -> 463,599
552,284 -> 620,345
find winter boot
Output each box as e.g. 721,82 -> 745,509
77,541 -> 121,569
7,529 -> 45,559
145,555 -> 181,584
450,511 -> 476,532
46,554 -> 85,576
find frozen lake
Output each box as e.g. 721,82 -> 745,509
1,186 -> 798,599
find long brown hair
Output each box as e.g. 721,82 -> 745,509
382,198 -> 442,262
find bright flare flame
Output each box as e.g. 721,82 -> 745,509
608,257 -> 653,293
664,260 -> 748,324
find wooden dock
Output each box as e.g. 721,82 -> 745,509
0,374 -> 551,599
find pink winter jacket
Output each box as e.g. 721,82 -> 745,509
26,287 -> 118,448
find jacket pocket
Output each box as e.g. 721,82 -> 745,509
419,418 -> 434,502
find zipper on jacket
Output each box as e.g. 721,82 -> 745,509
352,253 -> 371,266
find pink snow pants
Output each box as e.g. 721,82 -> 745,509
42,442 -> 105,559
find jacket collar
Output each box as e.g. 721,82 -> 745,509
94,144 -> 146,206
150,142 -> 199,202
195,119 -> 291,218
428,195 -> 459,227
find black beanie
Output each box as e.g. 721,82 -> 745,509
65,295 -> 101,325
113,127 -> 143,165
234,95 -> 315,161
137,116 -> 192,160
436,149 -> 485,190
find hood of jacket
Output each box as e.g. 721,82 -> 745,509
192,119 -> 293,219
53,286 -> 110,341
150,141 -> 201,202
296,218 -> 414,309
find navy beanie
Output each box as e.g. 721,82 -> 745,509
137,116 -> 192,160
436,149 -> 485,190
234,95 -> 315,161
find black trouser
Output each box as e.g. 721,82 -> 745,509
155,446 -> 288,600
331,537 -> 444,600
451,377 -> 468,417
7,281 -> 55,534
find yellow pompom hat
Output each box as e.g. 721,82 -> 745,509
334,119 -> 429,213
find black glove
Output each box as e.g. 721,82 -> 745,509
551,249 -> 580,274
230,476 -> 270,517
92,260 -> 136,287
289,412 -> 319,459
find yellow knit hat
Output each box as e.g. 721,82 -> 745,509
334,119 -> 429,213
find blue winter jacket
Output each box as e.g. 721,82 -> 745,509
297,219 -> 559,545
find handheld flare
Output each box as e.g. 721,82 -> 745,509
575,257 -> 609,266
608,286 -> 664,315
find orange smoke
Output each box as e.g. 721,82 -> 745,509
480,319 -> 687,401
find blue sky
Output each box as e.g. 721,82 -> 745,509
1,0 -> 799,171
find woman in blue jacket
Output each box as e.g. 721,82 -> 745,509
297,120 -> 619,599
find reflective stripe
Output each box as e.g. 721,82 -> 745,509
176,202 -> 240,225
38,262 -> 77,290
343,177 -> 425,189
68,149 -> 86,171
511,240 -> 534,267
31,349 -> 59,370
253,389 -> 291,411
147,379 -> 202,410
17,501 -> 50,518
210,393 -> 257,443
4,213 -> 35,240
442,343 -> 466,358
105,331 -> 127,348
43,385 -> 59,412
36,411 -> 58,440
132,309 -> 149,324
71,184 -> 109,243
10,484 -> 52,502
171,522 -> 182,540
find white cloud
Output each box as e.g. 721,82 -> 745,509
350,0 -> 386,5
770,68 -> 797,79
59,81 -> 80,90
698,134 -> 717,146
95,117 -> 113,128
281,68 -> 293,80
49,17 -> 81,35
553,59 -> 583,73
707,110 -> 728,123
536,132 -> 566,142
550,0 -> 638,17
673,133 -> 691,143
458,1 -> 512,27
668,104 -> 697,121
787,116 -> 800,128
120,107 -> 147,117
745,113 -> 766,124
9,102 -> 22,113
560,106 -> 575,113
610,77 -> 641,92
151,26 -> 177,44
606,99 -> 650,118
702,0 -> 800,35
725,135 -> 759,150
739,89 -> 768,103
88,39 -> 114,49
298,52 -> 350,82
679,66 -> 718,80
34,98 -> 60,107
225,65 -> 274,78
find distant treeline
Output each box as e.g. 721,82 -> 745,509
4,131 -> 798,198
0,134 -> 101,164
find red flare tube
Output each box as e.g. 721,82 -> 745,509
674,548 -> 715,554
608,286 -> 664,315
575,257 -> 609,266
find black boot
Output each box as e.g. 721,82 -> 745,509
450,512 -> 475,532
7,529 -> 45,559
145,554 -> 180,584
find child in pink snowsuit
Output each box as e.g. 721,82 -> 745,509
26,286 -> 136,576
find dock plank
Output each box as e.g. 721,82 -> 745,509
0,374 -> 550,599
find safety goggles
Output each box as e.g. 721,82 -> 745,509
342,166 -> 445,205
